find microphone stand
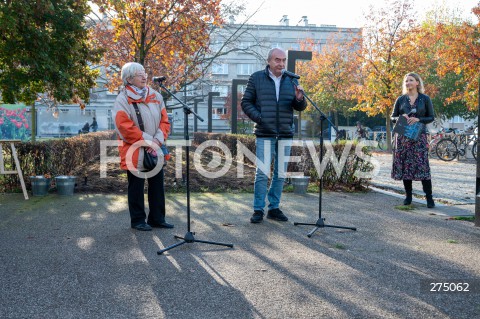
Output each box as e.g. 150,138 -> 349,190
155,79 -> 233,255
292,85 -> 357,237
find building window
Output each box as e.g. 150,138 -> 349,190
211,40 -> 224,52
288,43 -> 300,50
212,63 -> 228,75
236,64 -> 255,75
211,85 -> 229,97
452,116 -> 464,123
238,85 -> 246,94
239,41 -> 253,49
212,107 -> 227,119
185,84 -> 200,96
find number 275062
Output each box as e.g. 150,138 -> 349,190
430,282 -> 469,292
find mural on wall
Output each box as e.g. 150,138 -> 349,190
0,104 -> 31,141
35,107 -> 111,138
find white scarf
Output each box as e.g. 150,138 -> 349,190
129,84 -> 147,98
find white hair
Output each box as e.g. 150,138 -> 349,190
121,62 -> 145,86
267,47 -> 286,62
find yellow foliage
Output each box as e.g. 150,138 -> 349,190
90,0 -> 223,91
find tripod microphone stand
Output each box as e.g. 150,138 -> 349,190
155,79 -> 233,255
293,91 -> 357,237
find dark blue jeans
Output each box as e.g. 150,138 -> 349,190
253,137 -> 292,211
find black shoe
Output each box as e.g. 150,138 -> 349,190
250,210 -> 264,223
403,195 -> 412,205
131,223 -> 152,231
267,208 -> 288,222
426,195 -> 435,208
149,222 -> 174,229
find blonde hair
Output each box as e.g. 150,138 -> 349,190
402,72 -> 424,94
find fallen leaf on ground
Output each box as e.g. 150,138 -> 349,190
222,223 -> 235,227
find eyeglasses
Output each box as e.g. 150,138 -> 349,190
133,73 -> 148,79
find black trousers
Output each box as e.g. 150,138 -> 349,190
127,169 -> 166,226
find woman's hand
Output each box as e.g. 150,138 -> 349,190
145,147 -> 157,157
403,114 -> 419,125
407,116 -> 419,125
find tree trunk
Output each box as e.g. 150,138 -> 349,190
31,104 -> 36,142
385,108 -> 392,152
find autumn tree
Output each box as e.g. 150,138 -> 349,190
352,0 -> 427,149
0,0 -> 102,140
427,5 -> 480,116
90,0 -> 223,90
297,34 -> 361,135
412,9 -> 471,121
90,0 -> 268,109
220,91 -> 252,133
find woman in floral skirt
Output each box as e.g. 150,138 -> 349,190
391,72 -> 435,208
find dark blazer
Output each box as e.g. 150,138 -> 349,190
391,93 -> 435,125
241,66 -> 307,138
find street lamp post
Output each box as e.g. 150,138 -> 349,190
193,98 -> 204,132
287,50 -> 312,139
208,92 -> 220,133
476,80 -> 480,227
231,79 -> 248,134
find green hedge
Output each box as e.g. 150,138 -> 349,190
193,132 -> 255,160
193,132 -> 373,191
0,131 -> 116,192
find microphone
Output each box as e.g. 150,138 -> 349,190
281,69 -> 300,79
408,107 -> 417,116
152,76 -> 166,82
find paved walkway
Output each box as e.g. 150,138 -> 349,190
369,152 -> 477,208
0,191 -> 479,319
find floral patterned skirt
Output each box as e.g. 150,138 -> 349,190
391,133 -> 431,180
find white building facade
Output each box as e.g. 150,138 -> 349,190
170,16 -> 361,135
33,16 -> 360,137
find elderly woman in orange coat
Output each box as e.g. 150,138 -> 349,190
113,62 -> 173,231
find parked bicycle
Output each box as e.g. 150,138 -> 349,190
427,128 -> 450,158
375,132 -> 390,150
435,128 -> 477,161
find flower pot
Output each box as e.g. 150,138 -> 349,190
30,176 -> 51,196
55,176 -> 76,196
291,176 -> 310,194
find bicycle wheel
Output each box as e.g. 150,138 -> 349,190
428,140 -> 438,158
472,141 -> 477,160
377,136 -> 387,150
436,138 -> 458,161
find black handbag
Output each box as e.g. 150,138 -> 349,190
132,102 -> 158,171
143,150 -> 158,171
